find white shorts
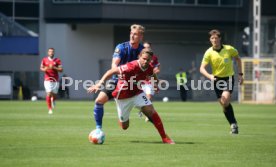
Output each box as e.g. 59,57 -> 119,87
141,84 -> 155,96
44,81 -> 59,94
114,92 -> 152,122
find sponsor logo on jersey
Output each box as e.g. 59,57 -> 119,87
115,48 -> 120,54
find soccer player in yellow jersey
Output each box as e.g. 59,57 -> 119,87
200,29 -> 244,134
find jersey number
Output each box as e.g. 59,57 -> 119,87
142,96 -> 148,102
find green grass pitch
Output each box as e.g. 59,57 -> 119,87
0,101 -> 275,167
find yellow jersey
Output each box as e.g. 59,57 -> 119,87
176,72 -> 187,85
201,45 -> 239,77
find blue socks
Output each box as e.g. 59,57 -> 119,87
94,103 -> 104,129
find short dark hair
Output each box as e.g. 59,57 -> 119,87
209,29 -> 221,38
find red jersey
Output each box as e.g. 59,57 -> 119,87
41,57 -> 62,82
112,60 -> 154,99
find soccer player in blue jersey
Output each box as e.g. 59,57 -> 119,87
93,24 -> 145,130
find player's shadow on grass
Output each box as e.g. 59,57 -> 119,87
130,140 -> 196,144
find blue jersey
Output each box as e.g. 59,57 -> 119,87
112,42 -> 144,80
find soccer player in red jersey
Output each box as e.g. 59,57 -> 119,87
40,48 -> 63,114
88,48 -> 175,144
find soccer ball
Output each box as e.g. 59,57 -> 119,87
163,97 -> 169,102
31,96 -> 38,101
88,129 -> 105,144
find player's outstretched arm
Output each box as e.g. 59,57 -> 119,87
112,57 -> 121,68
87,67 -> 119,93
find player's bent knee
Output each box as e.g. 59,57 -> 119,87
95,92 -> 109,104
220,97 -> 229,107
95,96 -> 108,104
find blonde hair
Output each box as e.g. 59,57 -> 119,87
130,24 -> 145,35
